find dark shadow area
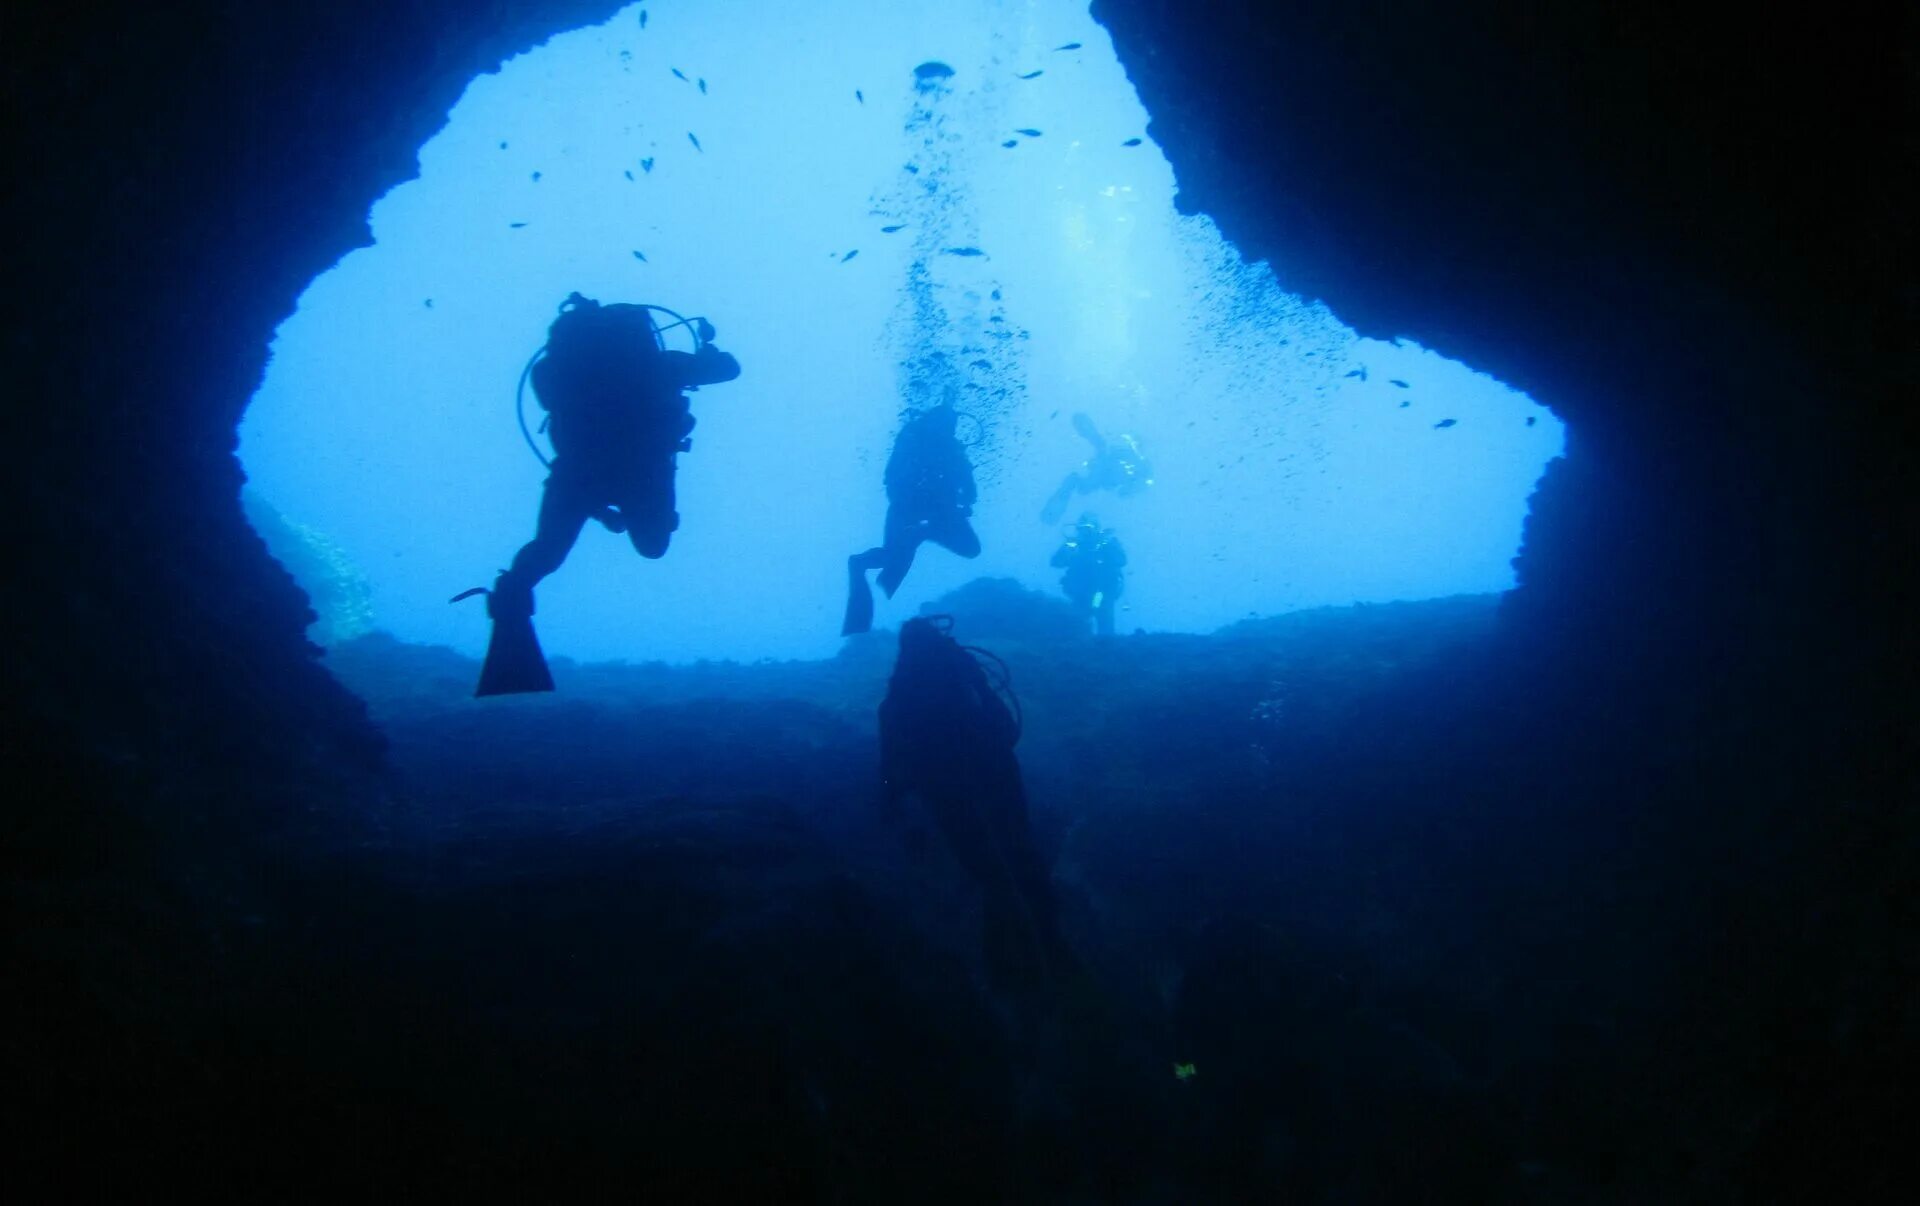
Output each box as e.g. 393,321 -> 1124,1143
8,582 -> 1907,1200
2,1 -> 1911,1200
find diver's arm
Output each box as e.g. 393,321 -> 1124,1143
664,343 -> 742,389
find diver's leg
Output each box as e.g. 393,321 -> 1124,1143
1067,588 -> 1095,634
1095,593 -> 1116,636
874,509 -> 924,598
842,551 -> 879,636
476,473 -> 586,696
1071,411 -> 1106,454
875,540 -> 922,598
497,473 -> 592,616
617,458 -> 679,560
1040,475 -> 1082,525
843,519 -> 898,636
928,514 -> 982,560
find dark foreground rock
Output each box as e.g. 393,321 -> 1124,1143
18,588 -> 1905,1201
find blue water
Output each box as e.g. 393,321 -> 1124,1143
238,0 -> 1562,664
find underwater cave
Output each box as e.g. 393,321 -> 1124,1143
239,1 -> 1561,664
4,1 -> 1910,1202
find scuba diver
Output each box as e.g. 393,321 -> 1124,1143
456,292 -> 741,696
1051,514 -> 1127,636
842,403 -> 981,636
1039,412 -> 1153,525
878,617 -> 1068,991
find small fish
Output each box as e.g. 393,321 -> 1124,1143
1526,416 -> 1537,427
1001,139 -> 1018,148
970,359 -> 991,370
1399,400 -> 1410,408
1122,137 -> 1142,147
1389,378 -> 1409,388
498,140 -> 508,150
531,171 -> 542,181
1050,410 -> 1060,420
688,132 -> 702,151
1434,418 -> 1457,429
672,67 -> 689,82
423,299 -> 433,308
639,9 -> 647,29
509,221 -> 527,228
914,62 -> 954,82
855,89 -> 865,104
942,247 -> 985,257
641,157 -> 654,173
1344,367 -> 1368,380
1015,128 -> 1042,137
1054,42 -> 1082,51
841,249 -> 859,263
624,169 -> 634,180
698,78 -> 707,94
881,223 -> 906,233
632,250 -> 647,262
1018,70 -> 1044,80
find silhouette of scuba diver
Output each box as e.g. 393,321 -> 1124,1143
459,292 -> 741,696
1039,412 -> 1152,525
879,617 -> 1067,990
1052,515 -> 1127,636
842,404 -> 981,636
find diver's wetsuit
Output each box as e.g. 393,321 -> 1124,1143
494,340 -> 739,618
844,408 -> 980,634
879,619 -> 1063,986
1052,523 -> 1127,636
1040,412 -> 1152,525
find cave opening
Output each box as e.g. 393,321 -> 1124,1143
12,0 -> 1904,1197
237,0 -> 1562,666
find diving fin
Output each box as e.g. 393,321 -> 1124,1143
455,579 -> 555,696
1040,481 -> 1073,526
842,558 -> 875,636
1070,411 -> 1103,447
477,608 -> 555,696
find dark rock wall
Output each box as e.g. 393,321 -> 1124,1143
1094,0 -> 1910,678
4,2 -> 631,837
1086,1 -> 1914,1187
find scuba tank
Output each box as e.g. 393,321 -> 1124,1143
515,293 -> 710,467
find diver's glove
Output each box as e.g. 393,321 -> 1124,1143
695,317 -> 716,343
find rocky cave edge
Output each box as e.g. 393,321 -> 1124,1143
3,0 -> 1911,1197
